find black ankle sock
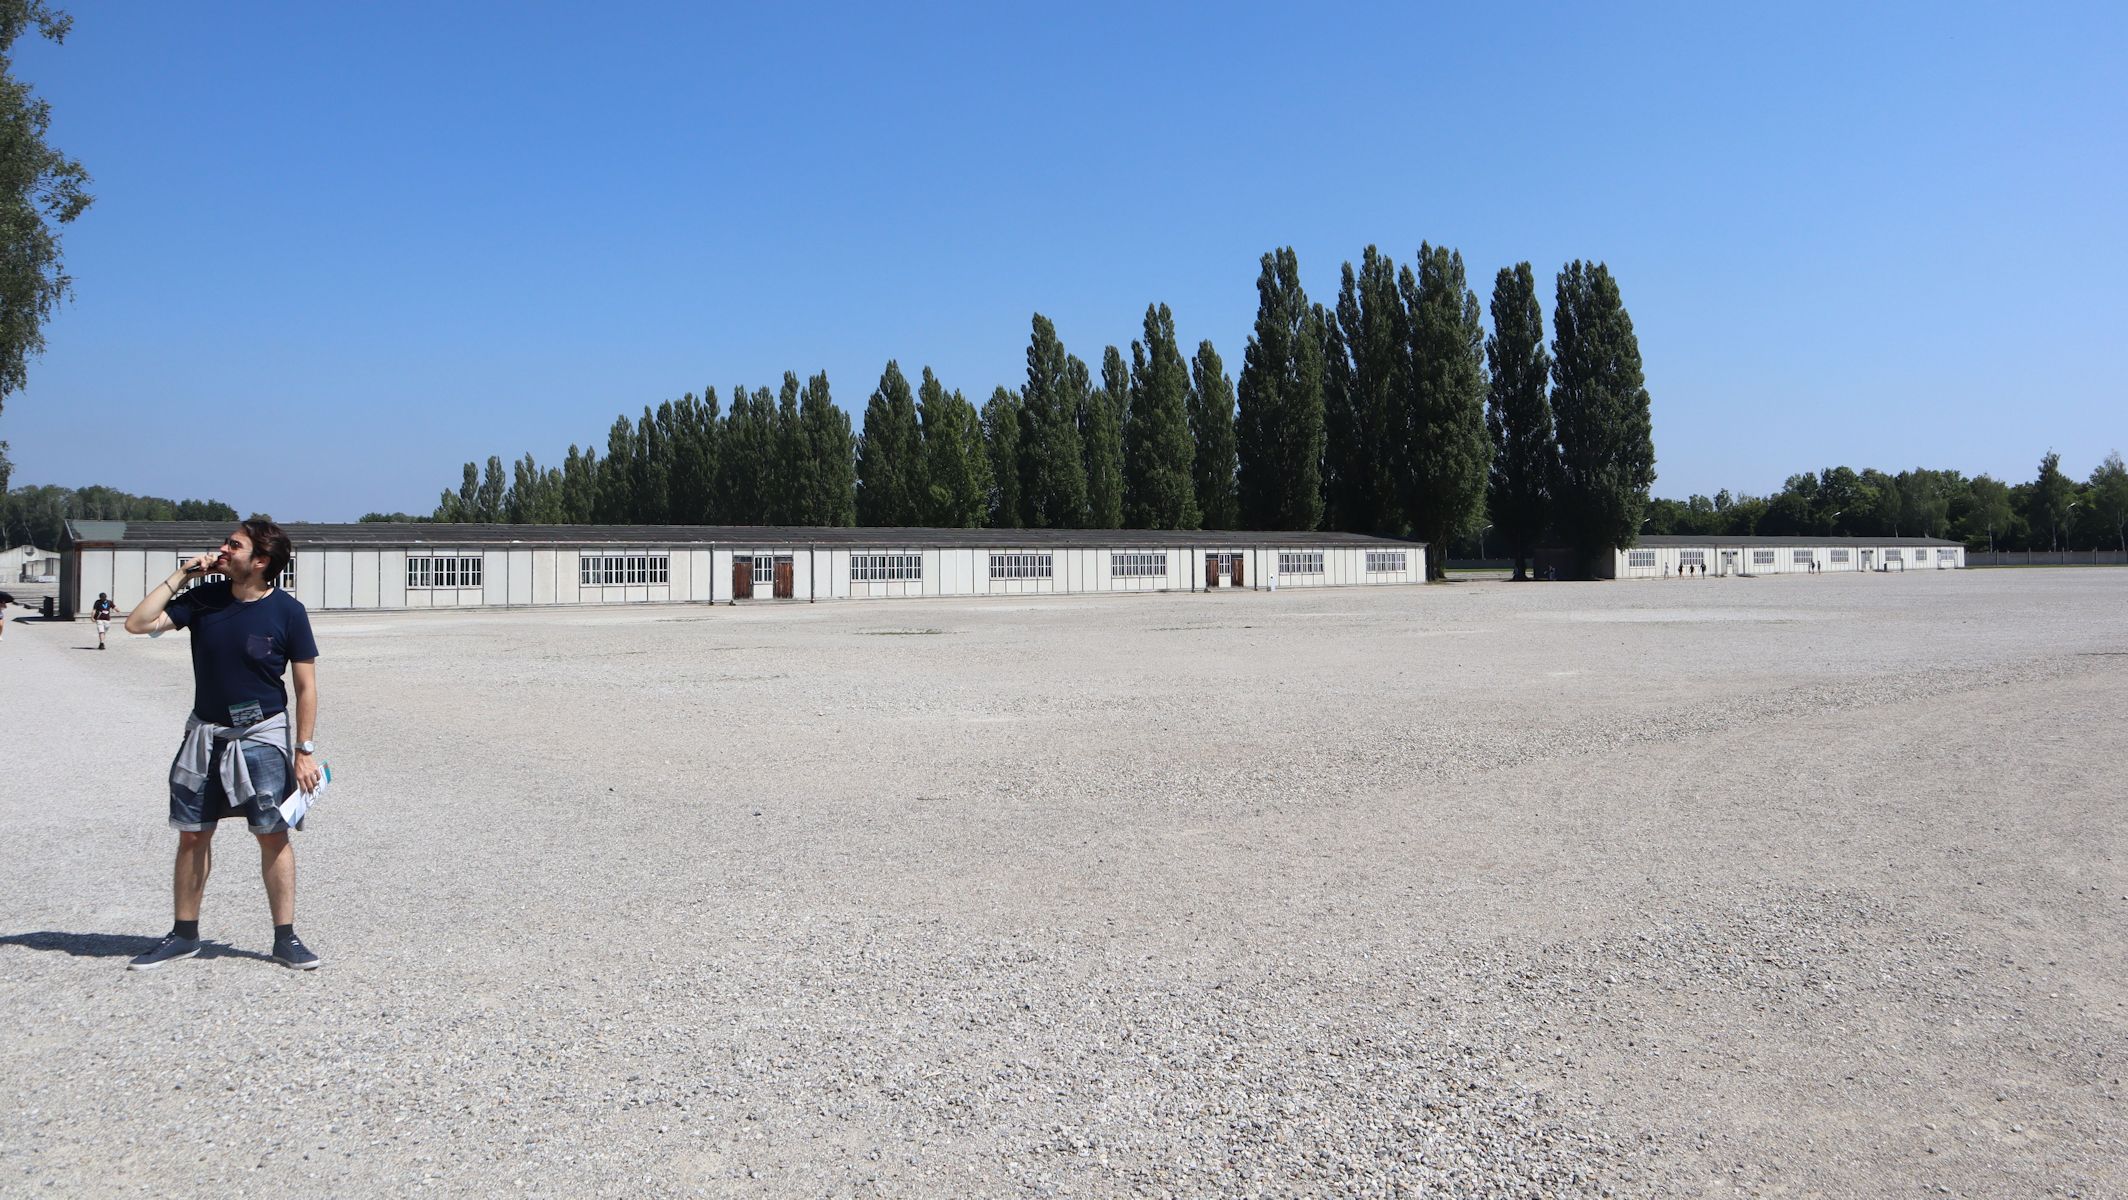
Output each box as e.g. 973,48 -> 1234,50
173,920 -> 199,940
273,923 -> 295,944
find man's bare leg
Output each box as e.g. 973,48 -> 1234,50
256,831 -> 294,926
131,830 -> 215,969
174,829 -> 215,921
258,831 -> 321,968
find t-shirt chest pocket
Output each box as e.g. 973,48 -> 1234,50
246,633 -> 278,663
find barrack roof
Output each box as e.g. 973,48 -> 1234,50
1632,534 -> 1963,548
65,520 -> 1424,551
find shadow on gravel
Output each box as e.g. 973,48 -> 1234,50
0,931 -> 276,964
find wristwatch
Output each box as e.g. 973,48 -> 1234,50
296,741 -> 317,755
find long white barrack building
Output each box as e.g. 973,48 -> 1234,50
58,521 -> 1428,615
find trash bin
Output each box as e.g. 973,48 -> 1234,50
42,595 -> 55,619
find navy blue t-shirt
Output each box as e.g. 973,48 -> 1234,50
165,581 -> 320,726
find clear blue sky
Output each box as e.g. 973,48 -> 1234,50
5,1 -> 2122,520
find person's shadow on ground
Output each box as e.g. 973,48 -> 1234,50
0,931 -> 275,964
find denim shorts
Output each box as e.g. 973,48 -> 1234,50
170,740 -> 292,835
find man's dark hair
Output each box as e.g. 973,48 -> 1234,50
241,518 -> 293,581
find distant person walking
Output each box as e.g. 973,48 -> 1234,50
93,592 -> 115,648
122,520 -> 325,971
0,589 -> 11,640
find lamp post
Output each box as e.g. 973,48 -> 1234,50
2063,501 -> 2080,553
1479,523 -> 1492,560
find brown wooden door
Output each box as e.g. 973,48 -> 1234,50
1230,554 -> 1244,588
773,557 -> 794,599
733,557 -> 753,599
1205,554 -> 1219,589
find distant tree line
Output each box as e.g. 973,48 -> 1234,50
1607,451 -> 2127,554
0,482 -> 237,549
430,246 -> 1658,578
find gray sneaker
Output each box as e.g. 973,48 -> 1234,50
127,934 -> 202,971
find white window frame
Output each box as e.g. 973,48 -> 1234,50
1679,550 -> 1706,566
1365,549 -> 1408,573
1109,551 -> 1167,578
1752,549 -> 1776,565
579,553 -> 669,586
1884,549 -> 1903,562
753,555 -> 775,586
989,552 -> 1053,581
852,553 -> 923,582
1829,549 -> 1850,563
1279,550 -> 1326,575
410,554 -> 482,589
1792,550 -> 1814,565
1627,550 -> 1657,569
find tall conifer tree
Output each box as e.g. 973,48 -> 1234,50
1081,347 -> 1126,529
1317,292 -> 1361,531
1235,248 -> 1326,530
634,405 -> 671,524
1187,340 -> 1240,530
800,371 -> 856,526
982,387 -> 1023,528
918,367 -> 991,528
1550,261 -> 1656,576
857,360 -> 923,526
1017,314 -> 1090,528
1337,248 -> 1405,534
1398,244 -> 1490,579
1125,303 -> 1199,529
562,445 -> 596,522
771,373 -> 804,524
594,416 -> 634,522
1484,264 -> 1555,580
669,389 -> 720,523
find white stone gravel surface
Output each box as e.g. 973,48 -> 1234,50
2,568 -> 2125,1198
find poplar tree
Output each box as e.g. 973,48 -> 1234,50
723,386 -> 777,524
561,445 -> 596,522
1235,248 -> 1326,530
1187,340 -> 1240,529
1399,244 -> 1489,580
669,389 -> 720,523
594,416 -> 635,522
1484,263 -> 1556,580
714,388 -> 754,523
634,405 -> 670,524
1017,314 -> 1089,527
800,371 -> 856,525
1550,260 -> 1656,577
506,453 -> 538,523
771,373 -> 804,524
1081,346 -> 1126,529
857,360 -> 923,526
981,386 -> 1023,528
918,367 -> 991,527
1317,293 -> 1361,531
1332,249 -> 1403,533
1125,303 -> 1199,529
478,455 -> 507,522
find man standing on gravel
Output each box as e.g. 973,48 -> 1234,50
122,520 -> 324,971
93,592 -> 115,648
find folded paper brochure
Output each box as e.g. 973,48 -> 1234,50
277,761 -> 331,829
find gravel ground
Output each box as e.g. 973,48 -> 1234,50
3,569 -> 2124,1198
